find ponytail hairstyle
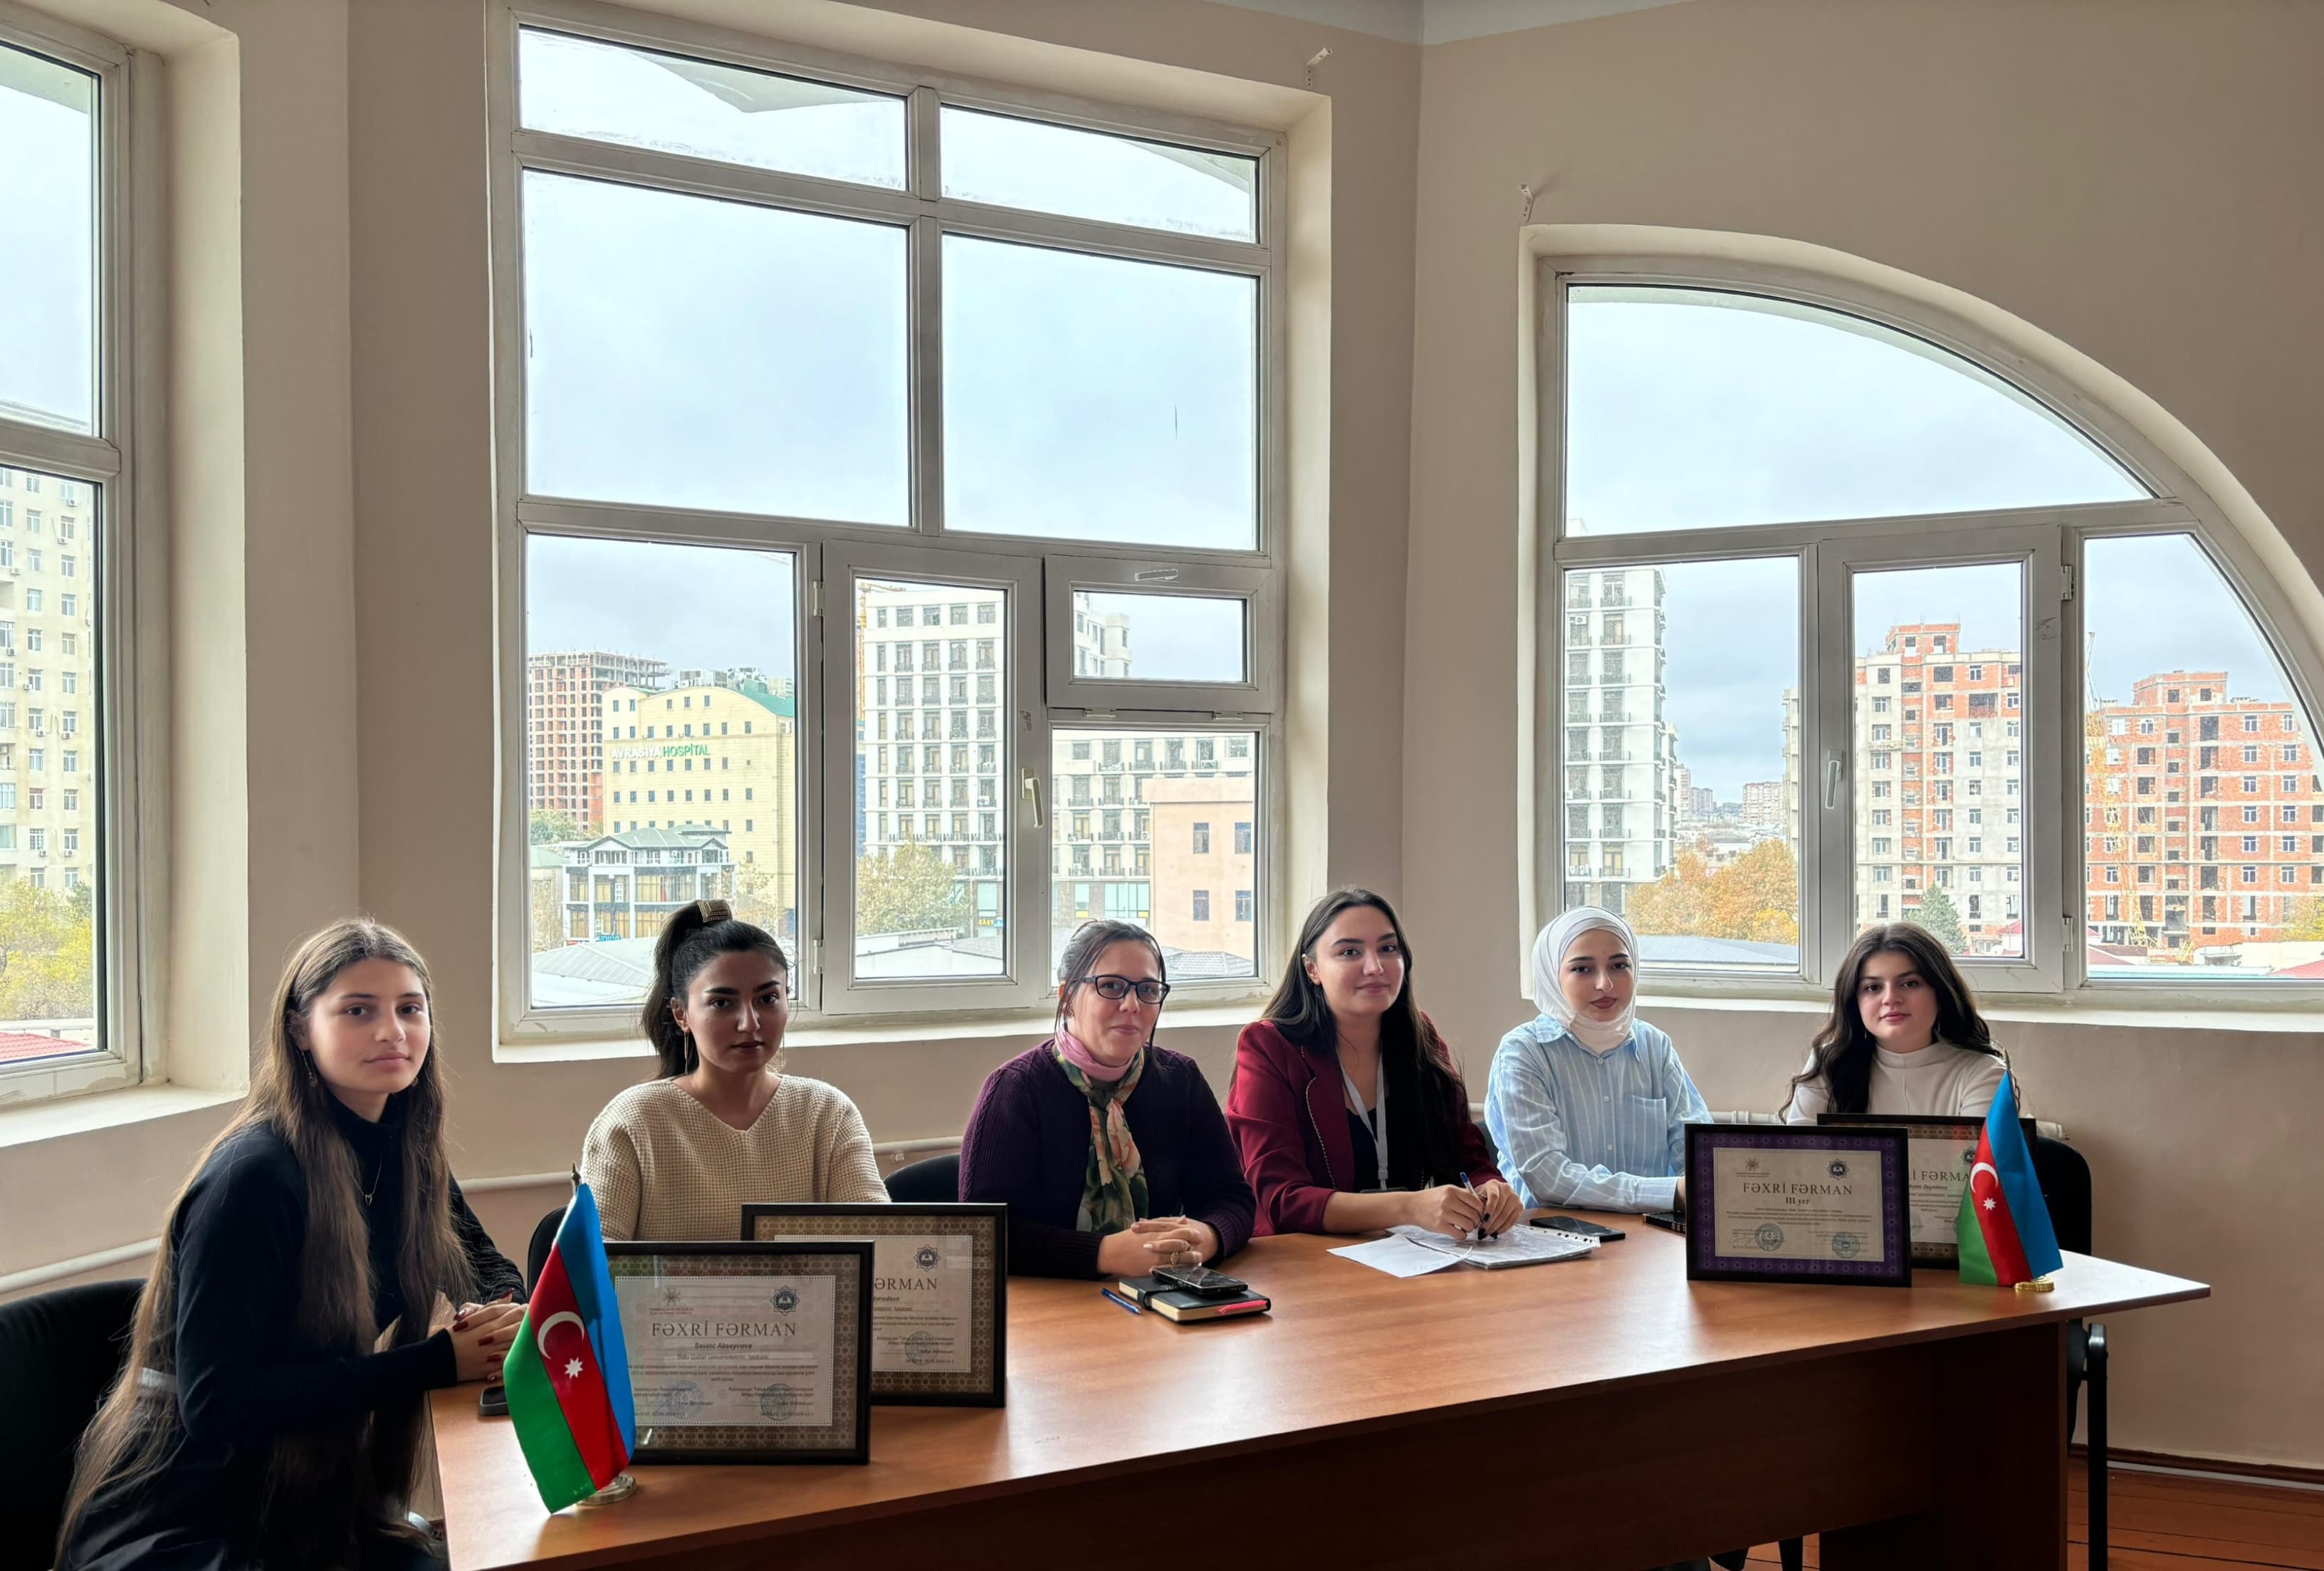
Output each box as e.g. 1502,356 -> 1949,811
1257,888 -> 1469,1190
641,898 -> 791,1077
1053,919 -> 1169,1045
62,919 -> 472,1568
1788,921 -> 2003,1116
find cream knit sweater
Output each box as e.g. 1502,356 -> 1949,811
580,1075 -> 889,1241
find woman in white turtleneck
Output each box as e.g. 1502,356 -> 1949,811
1484,908 -> 1710,1214
1781,922 -> 2011,1123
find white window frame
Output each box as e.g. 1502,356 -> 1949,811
1042,553 -> 1280,714
0,2 -> 158,1105
1532,256 -> 2324,1006
489,0 -> 1289,1043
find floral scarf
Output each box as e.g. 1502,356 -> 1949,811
1052,1040 -> 1148,1235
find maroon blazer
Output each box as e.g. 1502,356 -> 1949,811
1224,1018 -> 1503,1236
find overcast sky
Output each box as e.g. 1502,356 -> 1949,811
0,47 -> 95,431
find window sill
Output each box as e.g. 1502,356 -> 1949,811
493,990 -> 1271,1065
1640,981 -> 2324,1033
0,1082 -> 243,1152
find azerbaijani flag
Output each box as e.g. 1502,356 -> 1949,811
503,1183 -> 635,1511
1955,1072 -> 2065,1288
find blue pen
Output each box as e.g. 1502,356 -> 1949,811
1101,1288 -> 1143,1315
1458,1171 -> 1490,1239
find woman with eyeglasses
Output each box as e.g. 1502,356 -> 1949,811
959,919 -> 1255,1279
1226,888 -> 1521,1237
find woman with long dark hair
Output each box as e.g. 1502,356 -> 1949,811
1782,922 -> 2009,1121
1226,889 -> 1519,1236
579,898 -> 886,1241
1485,907 -> 1710,1214
959,919 -> 1255,1278
58,919 -> 526,1571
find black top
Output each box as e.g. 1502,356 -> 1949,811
60,1093 -> 521,1571
1347,1106 -> 1381,1191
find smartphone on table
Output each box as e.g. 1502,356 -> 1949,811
1532,1216 -> 1626,1241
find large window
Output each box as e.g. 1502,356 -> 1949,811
496,11 -> 1282,1033
0,11 -> 141,1100
1544,275 -> 2322,993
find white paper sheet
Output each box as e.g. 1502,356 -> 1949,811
1389,1224 -> 1600,1269
1328,1233 -> 1462,1277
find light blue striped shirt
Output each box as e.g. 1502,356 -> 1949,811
1485,1017 -> 1710,1213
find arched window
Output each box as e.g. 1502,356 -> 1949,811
1542,276 -> 2322,993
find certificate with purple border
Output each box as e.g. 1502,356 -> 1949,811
1683,1124 -> 1912,1288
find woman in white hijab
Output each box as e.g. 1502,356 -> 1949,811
1483,907 -> 1710,1214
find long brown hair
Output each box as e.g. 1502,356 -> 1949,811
1789,922 -> 2002,1115
640,898 -> 790,1077
1256,889 -> 1469,1189
61,919 -> 473,1567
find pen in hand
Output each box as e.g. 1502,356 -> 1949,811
1457,1171 -> 1490,1239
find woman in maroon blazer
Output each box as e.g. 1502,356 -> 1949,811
1226,889 -> 1522,1237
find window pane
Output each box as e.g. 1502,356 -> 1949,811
1565,560 -> 1800,971
0,465 -> 100,1059
2083,535 -> 2324,977
1566,288 -> 2145,536
944,237 -> 1256,550
523,171 -> 908,523
1069,590 -> 1245,684
940,107 -> 1257,241
0,43 -> 97,435
1848,562 -> 2026,958
524,536 -> 801,1010
1052,728 -> 1258,982
518,29 -> 906,189
854,579 -> 1008,981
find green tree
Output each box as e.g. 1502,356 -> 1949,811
0,879 -> 96,1022
529,808 -> 582,845
1913,884 -> 1967,954
733,864 -> 796,942
530,870 -> 563,952
855,843 -> 968,939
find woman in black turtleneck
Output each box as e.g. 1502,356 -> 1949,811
58,922 -> 526,1571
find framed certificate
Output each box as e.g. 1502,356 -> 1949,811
1818,1113 -> 2035,1267
604,1240 -> 873,1463
1684,1124 -> 1912,1288
741,1203 -> 1007,1406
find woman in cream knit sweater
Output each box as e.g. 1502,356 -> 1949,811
580,900 -> 886,1240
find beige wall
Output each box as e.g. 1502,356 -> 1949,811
1403,0 -> 2324,1466
9,0 -> 2323,1476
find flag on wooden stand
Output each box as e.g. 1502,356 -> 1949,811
503,1183 -> 635,1510
1954,1072 -> 2064,1288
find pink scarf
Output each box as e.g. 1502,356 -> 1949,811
1053,1027 -> 1135,1083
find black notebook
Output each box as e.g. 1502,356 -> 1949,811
1115,1273 -> 1272,1323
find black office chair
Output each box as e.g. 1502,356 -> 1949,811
0,1278 -> 142,1571
2031,1132 -> 2108,1570
525,1204 -> 565,1298
884,1152 -> 961,1202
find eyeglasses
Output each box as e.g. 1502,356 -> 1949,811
1075,974 -> 1171,1006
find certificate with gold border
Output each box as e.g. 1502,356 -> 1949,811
604,1240 -> 872,1463
743,1203 -> 1007,1407
1683,1124 -> 1912,1288
1818,1112 -> 2041,1266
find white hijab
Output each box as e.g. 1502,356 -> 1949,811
1529,907 -> 1639,1054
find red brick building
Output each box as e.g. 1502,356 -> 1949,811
1846,622 -> 2026,954
528,649 -> 666,833
2085,670 -> 2320,954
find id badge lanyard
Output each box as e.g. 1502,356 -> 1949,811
1341,1059 -> 1386,1183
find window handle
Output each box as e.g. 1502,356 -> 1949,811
1823,755 -> 1844,810
1020,769 -> 1042,828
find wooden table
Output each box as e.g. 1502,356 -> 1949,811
430,1218 -> 2206,1571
